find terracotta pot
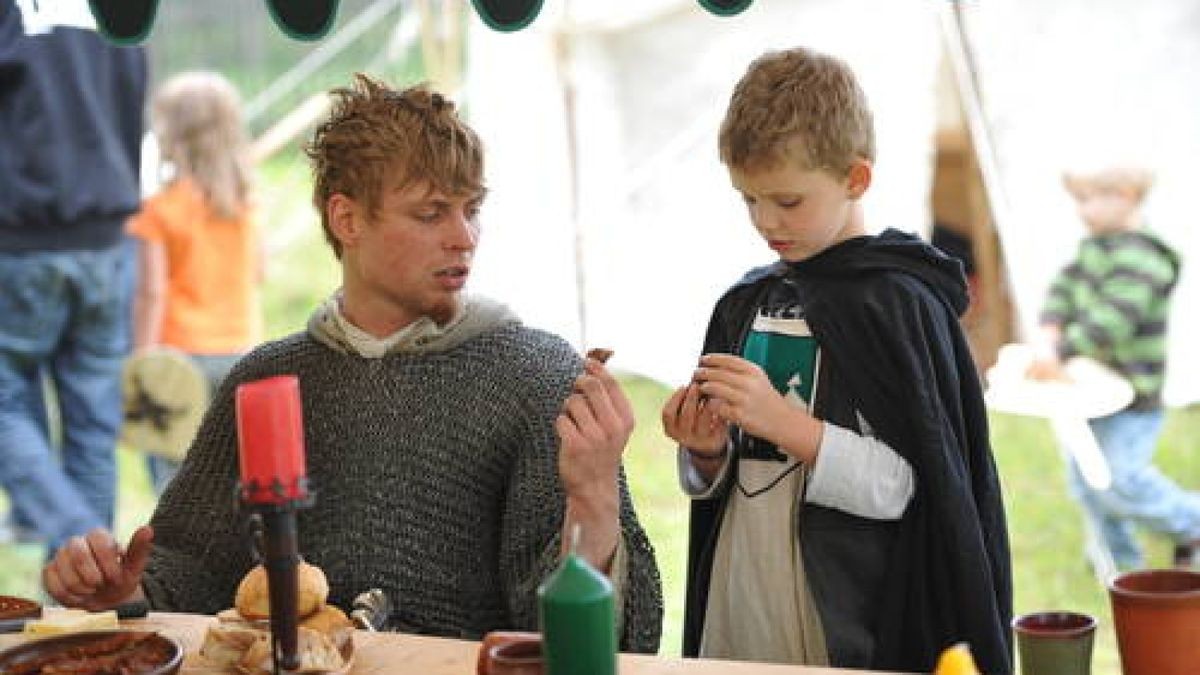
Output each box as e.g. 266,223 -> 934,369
1108,568 -> 1200,675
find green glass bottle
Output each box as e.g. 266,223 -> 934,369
538,526 -> 616,675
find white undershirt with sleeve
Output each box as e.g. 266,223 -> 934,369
679,413 -> 914,518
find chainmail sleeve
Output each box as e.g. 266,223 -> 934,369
139,340 -> 296,612
497,334 -> 663,654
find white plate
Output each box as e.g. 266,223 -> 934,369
984,343 -> 1134,420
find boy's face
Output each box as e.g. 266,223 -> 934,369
1070,183 -> 1140,235
728,158 -> 869,262
332,175 -> 485,327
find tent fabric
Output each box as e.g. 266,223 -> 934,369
465,0 -> 1199,405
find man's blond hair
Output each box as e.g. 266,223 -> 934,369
305,74 -> 484,257
719,47 -> 875,175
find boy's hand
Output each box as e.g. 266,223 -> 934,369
43,526 -> 153,611
661,382 -> 728,455
694,354 -> 791,441
694,354 -> 823,463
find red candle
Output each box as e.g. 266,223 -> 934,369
235,375 -> 308,505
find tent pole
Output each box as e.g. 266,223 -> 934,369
555,2 -> 587,349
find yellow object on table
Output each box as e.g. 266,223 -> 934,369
22,609 -> 118,636
932,643 -> 980,675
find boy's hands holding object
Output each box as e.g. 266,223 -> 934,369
661,380 -> 729,457
691,353 -> 823,464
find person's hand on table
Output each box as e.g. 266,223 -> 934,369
43,525 -> 153,610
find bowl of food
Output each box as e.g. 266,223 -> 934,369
0,595 -> 41,621
0,629 -> 183,674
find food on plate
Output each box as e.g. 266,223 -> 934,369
198,624 -> 261,669
300,604 -> 354,637
0,595 -> 41,620
201,562 -> 352,673
2,630 -> 179,675
585,348 -> 613,364
235,560 -> 329,620
238,627 -> 346,674
22,609 -> 118,636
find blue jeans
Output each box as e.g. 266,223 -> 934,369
145,352 -> 243,495
0,241 -> 135,548
1069,409 -> 1200,569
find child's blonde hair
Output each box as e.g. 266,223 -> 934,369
305,75 -> 485,258
719,47 -> 875,176
152,71 -> 251,221
1062,166 -> 1154,204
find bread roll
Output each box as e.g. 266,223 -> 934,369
199,624 -> 261,669
301,604 -> 353,644
239,627 -> 345,674
235,561 -> 329,620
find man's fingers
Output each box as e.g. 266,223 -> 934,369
122,525 -> 155,578
582,360 -> 635,428
562,392 -> 602,441
65,536 -> 105,591
555,414 -> 583,449
43,566 -> 87,608
85,529 -> 124,586
588,357 -> 643,425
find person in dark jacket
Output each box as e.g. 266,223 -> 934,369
0,0 -> 147,549
661,47 -> 1013,673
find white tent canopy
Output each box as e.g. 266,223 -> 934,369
466,0 -> 939,387
465,0 -> 1200,405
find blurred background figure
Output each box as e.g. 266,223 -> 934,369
1029,165 -> 1200,570
0,0 -> 148,551
127,71 -> 264,495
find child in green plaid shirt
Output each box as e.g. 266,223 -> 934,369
1030,165 -> 1200,569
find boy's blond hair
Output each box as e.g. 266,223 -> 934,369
1062,166 -> 1154,204
719,47 -> 875,176
153,71 -> 251,221
306,75 -> 484,258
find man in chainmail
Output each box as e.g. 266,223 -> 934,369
42,74 -> 663,652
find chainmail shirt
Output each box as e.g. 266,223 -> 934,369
140,319 -> 663,652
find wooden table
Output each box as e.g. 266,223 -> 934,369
0,612 -> 907,674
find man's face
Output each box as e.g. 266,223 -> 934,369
339,178 -> 485,328
729,159 -> 868,262
1071,184 -> 1139,235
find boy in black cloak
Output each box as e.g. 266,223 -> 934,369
661,47 -> 1012,673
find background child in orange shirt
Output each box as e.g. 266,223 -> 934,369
127,71 -> 264,494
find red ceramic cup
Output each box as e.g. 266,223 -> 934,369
476,631 -> 542,675
488,639 -> 543,675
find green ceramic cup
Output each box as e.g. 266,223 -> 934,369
1012,610 -> 1097,675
